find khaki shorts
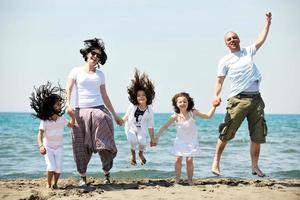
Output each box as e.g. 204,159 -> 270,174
218,93 -> 268,143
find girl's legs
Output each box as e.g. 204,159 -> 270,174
175,156 -> 183,183
138,135 -> 147,165
130,149 -> 137,165
127,131 -> 138,165
186,157 -> 194,185
52,147 -> 63,189
138,150 -> 146,165
53,172 -> 60,189
47,171 -> 54,188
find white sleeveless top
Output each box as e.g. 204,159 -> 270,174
171,112 -> 201,157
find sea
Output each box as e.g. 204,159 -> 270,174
0,112 -> 299,180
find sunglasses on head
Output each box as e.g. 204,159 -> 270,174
90,51 -> 101,59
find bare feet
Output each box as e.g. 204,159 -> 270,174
130,154 -> 137,166
52,184 -> 58,189
188,179 -> 194,186
130,150 -> 137,166
175,177 -> 181,184
252,167 -> 265,177
138,151 -> 146,165
211,161 -> 220,176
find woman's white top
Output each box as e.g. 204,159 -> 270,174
68,67 -> 105,108
124,104 -> 154,138
171,112 -> 201,157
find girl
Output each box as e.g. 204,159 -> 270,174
122,69 -> 156,165
155,92 -> 216,185
30,82 -> 75,189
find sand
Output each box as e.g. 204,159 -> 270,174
0,178 -> 299,200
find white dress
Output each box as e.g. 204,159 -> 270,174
171,112 -> 201,157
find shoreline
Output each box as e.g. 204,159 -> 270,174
1,178 -> 299,200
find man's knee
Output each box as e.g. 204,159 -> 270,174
249,116 -> 267,144
218,121 -> 237,141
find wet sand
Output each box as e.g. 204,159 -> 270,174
1,178 -> 300,200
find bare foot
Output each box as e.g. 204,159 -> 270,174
188,179 -> 194,186
130,155 -> 137,166
175,177 -> 181,185
52,184 -> 58,189
138,151 -> 146,165
252,167 -> 265,177
211,161 -> 220,176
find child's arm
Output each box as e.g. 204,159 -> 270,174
155,114 -> 176,143
37,129 -> 46,155
148,128 -> 155,146
193,106 -> 216,119
121,105 -> 133,126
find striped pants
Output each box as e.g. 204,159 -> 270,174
71,106 -> 117,174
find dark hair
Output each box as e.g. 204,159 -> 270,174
172,92 -> 195,113
80,38 -> 107,66
29,81 -> 66,120
127,68 -> 155,106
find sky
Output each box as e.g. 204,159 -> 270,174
0,0 -> 299,114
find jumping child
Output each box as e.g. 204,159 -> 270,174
122,69 -> 156,165
155,92 -> 216,185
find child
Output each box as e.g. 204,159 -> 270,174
30,82 -> 75,189
154,92 -> 216,185
122,69 -> 156,165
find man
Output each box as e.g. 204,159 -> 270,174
212,12 -> 272,177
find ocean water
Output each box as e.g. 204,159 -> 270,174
0,112 -> 299,180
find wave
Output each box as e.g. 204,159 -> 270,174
271,170 -> 300,179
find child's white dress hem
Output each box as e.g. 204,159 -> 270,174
171,112 -> 201,157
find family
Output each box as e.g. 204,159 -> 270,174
30,12 -> 272,188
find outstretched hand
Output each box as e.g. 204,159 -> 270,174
266,12 -> 272,25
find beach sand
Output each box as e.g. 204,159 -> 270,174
1,178 -> 299,200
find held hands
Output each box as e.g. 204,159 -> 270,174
67,106 -> 76,128
151,136 -> 159,147
114,116 -> 124,126
67,106 -> 75,118
212,96 -> 221,107
39,145 -> 46,155
69,118 -> 75,128
150,138 -> 157,147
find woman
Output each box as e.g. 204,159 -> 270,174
66,38 -> 122,186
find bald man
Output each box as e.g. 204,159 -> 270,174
212,12 -> 272,177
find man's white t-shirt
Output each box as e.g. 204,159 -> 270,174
39,117 -> 68,149
68,67 -> 105,108
217,44 -> 262,97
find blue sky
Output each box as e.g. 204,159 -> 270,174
0,0 -> 299,113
